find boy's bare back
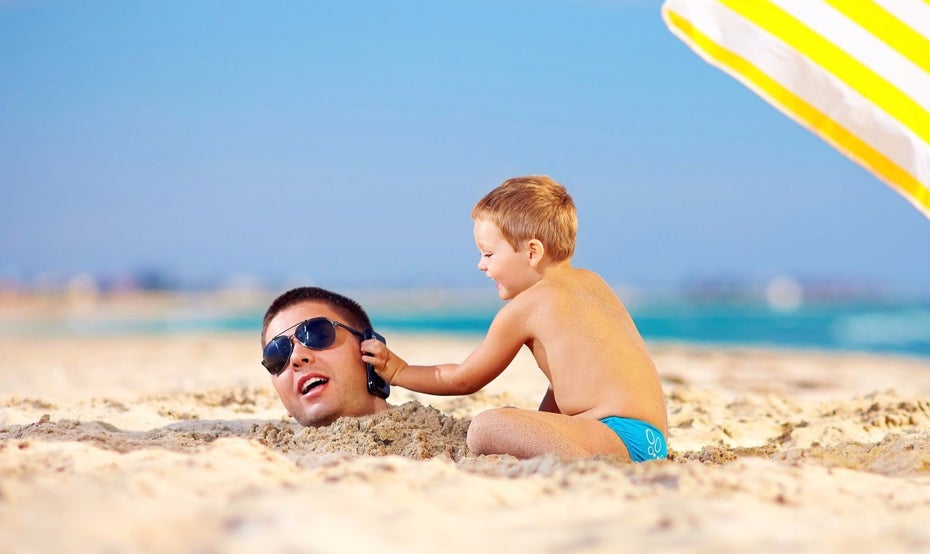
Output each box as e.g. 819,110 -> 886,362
500,264 -> 668,436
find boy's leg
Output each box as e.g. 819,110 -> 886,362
466,407 -> 631,460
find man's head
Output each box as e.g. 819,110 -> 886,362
471,175 -> 577,262
261,286 -> 388,427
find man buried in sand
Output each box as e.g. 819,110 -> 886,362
261,286 -> 390,427
364,175 -> 668,461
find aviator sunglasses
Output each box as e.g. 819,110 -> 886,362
262,316 -> 365,376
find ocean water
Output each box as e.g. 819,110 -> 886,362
368,300 -> 930,358
629,301 -> 930,357
5,298 -> 930,359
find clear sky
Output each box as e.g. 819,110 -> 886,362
2,0 -> 928,295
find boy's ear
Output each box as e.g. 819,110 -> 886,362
527,239 -> 545,267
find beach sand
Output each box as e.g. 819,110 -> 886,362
3,299 -> 930,552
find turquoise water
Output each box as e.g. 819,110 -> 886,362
630,301 -> 930,357
370,301 -> 930,358
5,299 -> 930,358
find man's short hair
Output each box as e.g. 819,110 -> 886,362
471,175 -> 577,262
261,286 -> 373,344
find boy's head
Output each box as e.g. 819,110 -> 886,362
471,175 -> 577,262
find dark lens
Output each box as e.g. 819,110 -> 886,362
262,336 -> 293,375
295,318 -> 336,350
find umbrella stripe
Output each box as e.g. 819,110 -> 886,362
719,0 -> 930,146
783,0 -> 930,110
662,0 -> 930,218
873,0 -> 930,39
676,3 -> 929,190
823,0 -> 930,75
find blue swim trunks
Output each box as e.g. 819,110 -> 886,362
600,416 -> 667,462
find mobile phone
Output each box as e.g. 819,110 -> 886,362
363,329 -> 390,399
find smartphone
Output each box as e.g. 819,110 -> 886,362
363,329 -> 390,399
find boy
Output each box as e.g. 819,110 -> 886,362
363,176 -> 668,461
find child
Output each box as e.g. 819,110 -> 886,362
363,175 -> 668,461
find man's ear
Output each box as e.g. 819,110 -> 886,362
527,239 -> 545,267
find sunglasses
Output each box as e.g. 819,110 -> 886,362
262,316 -> 365,376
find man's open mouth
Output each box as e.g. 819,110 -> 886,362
301,377 -> 329,395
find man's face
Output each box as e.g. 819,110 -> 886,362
264,300 -> 386,426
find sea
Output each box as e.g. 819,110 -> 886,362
7,291 -> 930,359
367,298 -> 930,359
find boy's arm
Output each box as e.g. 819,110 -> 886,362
365,301 -> 530,396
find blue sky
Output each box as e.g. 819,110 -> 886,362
2,0 -> 928,295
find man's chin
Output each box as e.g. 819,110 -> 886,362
294,415 -> 335,427
291,403 -> 340,427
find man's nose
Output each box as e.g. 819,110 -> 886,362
289,339 -> 315,370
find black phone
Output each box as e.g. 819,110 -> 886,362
363,329 -> 390,399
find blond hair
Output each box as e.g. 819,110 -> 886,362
471,175 -> 577,261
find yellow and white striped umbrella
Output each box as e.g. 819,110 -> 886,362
661,0 -> 930,219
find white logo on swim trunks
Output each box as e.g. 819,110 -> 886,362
646,428 -> 661,459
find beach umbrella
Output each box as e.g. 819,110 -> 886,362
661,0 -> 930,219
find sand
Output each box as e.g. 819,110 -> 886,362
3,326 -> 930,553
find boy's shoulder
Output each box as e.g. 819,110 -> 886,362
505,277 -> 571,315
533,267 -> 606,294
519,276 -> 563,300
506,268 -> 612,310
531,268 -> 620,306
494,281 -> 551,319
